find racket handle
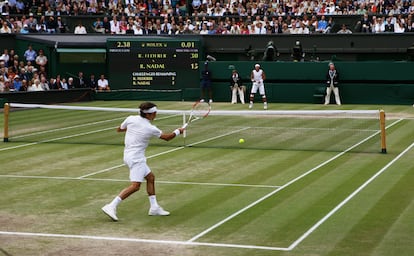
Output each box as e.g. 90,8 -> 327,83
182,123 -> 188,129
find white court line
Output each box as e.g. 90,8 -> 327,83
12,117 -> 123,139
187,119 -> 404,243
0,126 -> 117,152
0,120 -> 404,251
287,139 -> 414,250
0,231 -> 290,251
0,174 -> 279,188
1,136 -> 410,252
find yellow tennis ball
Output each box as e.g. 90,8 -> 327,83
239,138 -> 245,144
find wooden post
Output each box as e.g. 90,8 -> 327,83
380,110 -> 386,153
3,103 -> 9,142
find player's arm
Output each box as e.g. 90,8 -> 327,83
159,128 -> 185,141
262,71 -> 266,81
117,127 -> 127,132
250,71 -> 254,82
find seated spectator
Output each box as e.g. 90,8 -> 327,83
316,15 -> 328,33
74,71 -> 86,88
373,17 -> 385,33
28,78 -> 44,91
39,75 -> 49,90
0,49 -> 10,66
356,13 -> 371,33
97,74 -> 110,91
74,22 -> 87,34
0,21 -> 12,33
46,16 -> 57,33
110,15 -> 121,34
51,75 -> 63,90
61,78 -> 68,90
0,76 -> 5,92
19,79 -> 29,91
12,75 -> 22,91
87,73 -> 98,90
337,24 -> 352,34
56,16 -> 68,33
20,23 -> 29,33
4,80 -> 12,92
67,77 -> 75,89
93,17 -> 105,34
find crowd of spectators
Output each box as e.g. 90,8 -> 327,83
0,0 -> 414,34
0,45 -> 108,92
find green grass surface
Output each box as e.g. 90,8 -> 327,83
1,101 -> 414,256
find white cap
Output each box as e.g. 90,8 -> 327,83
255,64 -> 260,68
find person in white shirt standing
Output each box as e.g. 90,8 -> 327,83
249,64 -> 267,109
102,102 -> 185,221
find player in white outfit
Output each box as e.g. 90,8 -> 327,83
249,64 -> 268,109
102,102 -> 185,221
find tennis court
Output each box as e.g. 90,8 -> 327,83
1,101 -> 414,256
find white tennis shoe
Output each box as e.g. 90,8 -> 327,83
102,204 -> 118,221
249,103 -> 253,109
148,206 -> 170,216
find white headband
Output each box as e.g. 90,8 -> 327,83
142,106 -> 158,113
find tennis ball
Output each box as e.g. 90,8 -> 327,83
239,138 -> 245,144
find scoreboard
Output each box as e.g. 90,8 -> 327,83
107,38 -> 201,90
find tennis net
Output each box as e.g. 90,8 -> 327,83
3,103 -> 386,153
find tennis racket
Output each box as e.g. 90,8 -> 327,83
182,101 -> 211,129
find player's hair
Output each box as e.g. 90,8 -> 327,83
139,102 -> 157,117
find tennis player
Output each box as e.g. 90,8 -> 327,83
102,102 -> 185,221
249,64 -> 268,110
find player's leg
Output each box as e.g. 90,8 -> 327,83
200,82 -> 206,102
145,167 -> 170,216
333,87 -> 341,105
101,182 -> 141,221
259,84 -> 267,109
102,159 -> 145,221
208,85 -> 213,103
249,83 -> 258,109
324,86 -> 332,105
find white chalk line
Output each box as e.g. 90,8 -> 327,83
0,114 -> 179,152
0,231 -> 290,251
0,118 -> 405,251
0,174 -> 279,189
288,139 -> 414,250
186,119 -> 404,244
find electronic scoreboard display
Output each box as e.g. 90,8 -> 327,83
107,38 -> 201,90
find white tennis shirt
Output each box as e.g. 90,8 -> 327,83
252,69 -> 264,83
120,115 -> 162,160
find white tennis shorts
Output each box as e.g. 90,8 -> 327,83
251,82 -> 265,95
124,157 -> 151,182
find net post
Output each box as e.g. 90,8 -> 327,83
3,103 -> 9,142
379,110 -> 386,154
